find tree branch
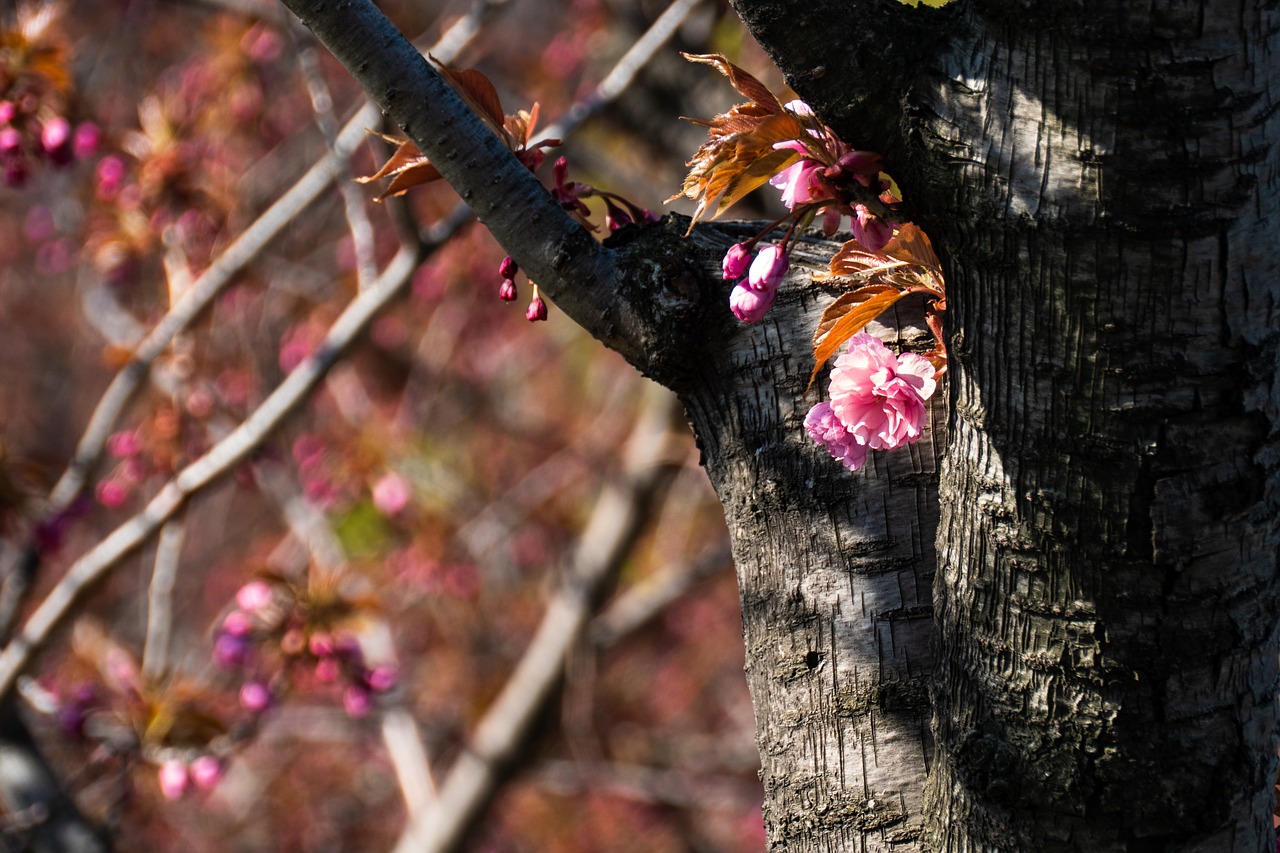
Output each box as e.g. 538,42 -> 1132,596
276,0 -> 712,379
392,383 -> 680,853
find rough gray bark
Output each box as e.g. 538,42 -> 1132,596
284,0 -> 1280,850
740,0 -> 1280,849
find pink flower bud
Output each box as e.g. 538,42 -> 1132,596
308,632 -> 335,658
498,278 -> 517,301
343,684 -> 372,718
498,256 -> 518,279
213,633 -> 250,669
95,479 -> 128,509
189,756 -> 223,791
372,472 -> 411,517
235,580 -> 274,613
72,122 -> 100,160
729,282 -> 775,324
0,127 -> 22,157
364,664 -> 398,693
526,294 -> 548,322
107,431 -> 141,458
0,101 -> 14,124
315,657 -> 341,683
852,205 -> 893,253
222,610 -> 253,637
40,117 -> 72,164
747,245 -> 788,292
722,243 -> 752,280
95,155 -> 126,199
239,681 -> 272,712
158,761 -> 189,800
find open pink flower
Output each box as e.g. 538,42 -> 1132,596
827,333 -> 936,450
804,402 -> 869,471
770,158 -> 827,209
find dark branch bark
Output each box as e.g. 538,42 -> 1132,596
277,0 -> 711,385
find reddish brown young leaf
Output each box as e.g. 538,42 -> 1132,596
432,60 -> 507,134
356,134 -> 444,201
880,222 -> 942,277
809,286 -> 910,386
681,53 -> 783,114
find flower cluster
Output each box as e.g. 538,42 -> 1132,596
0,4 -> 100,186
713,99 -> 901,325
213,577 -> 399,720
806,333 -> 936,471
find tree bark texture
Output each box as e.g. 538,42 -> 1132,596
921,3 -> 1280,849
738,0 -> 1280,848
611,221 -> 943,850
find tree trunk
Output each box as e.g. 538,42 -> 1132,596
917,3 -> 1280,849
737,0 -> 1280,849
661,227 -> 942,850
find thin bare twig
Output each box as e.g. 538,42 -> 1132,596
0,233 -> 436,701
0,2 -> 498,642
392,383 -> 679,853
140,516 -> 187,683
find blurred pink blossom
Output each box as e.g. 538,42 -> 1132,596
158,761 -> 189,800
189,756 -> 223,791
239,681 -> 272,712
372,471 -> 411,517
236,580 -> 274,612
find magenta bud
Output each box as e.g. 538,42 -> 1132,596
747,245 -> 789,293
835,150 -> 884,176
498,278 -> 517,301
722,243 -> 753,280
343,684 -> 372,718
213,633 -> 250,669
40,117 -> 72,164
315,657 -> 341,683
0,101 -> 14,124
0,127 -> 22,157
308,632 -> 334,658
189,756 -> 223,790
222,610 -> 253,637
729,281 -> 776,324
525,295 -> 548,322
72,122 -> 101,159
239,681 -> 272,712
365,664 -> 398,693
498,256 -> 518,279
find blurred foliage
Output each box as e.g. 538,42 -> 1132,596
0,0 -> 777,849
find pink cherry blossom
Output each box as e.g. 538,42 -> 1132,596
804,402 -> 869,471
498,278 -> 517,301
769,154 -> 827,209
747,245 -> 788,292
729,281 -> 775,324
828,333 -> 936,451
239,681 -> 272,712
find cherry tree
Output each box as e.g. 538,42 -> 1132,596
0,0 -> 1276,850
